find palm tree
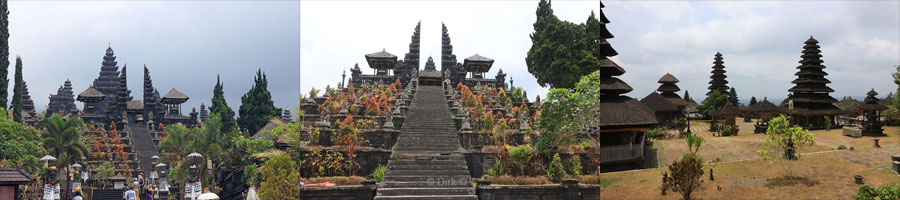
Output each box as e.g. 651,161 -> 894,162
40,114 -> 88,199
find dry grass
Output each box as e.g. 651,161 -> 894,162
598,152 -> 900,199
299,176 -> 367,186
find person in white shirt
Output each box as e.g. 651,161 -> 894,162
124,186 -> 137,200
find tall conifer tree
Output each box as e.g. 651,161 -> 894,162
11,56 -> 21,122
210,75 -> 236,134
238,69 -> 281,135
0,0 -> 9,108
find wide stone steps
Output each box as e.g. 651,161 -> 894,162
377,85 -> 474,199
384,175 -> 471,182
129,122 -> 158,176
386,169 -> 470,176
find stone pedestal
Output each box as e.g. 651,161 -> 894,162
842,127 -> 861,138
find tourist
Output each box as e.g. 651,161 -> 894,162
124,185 -> 137,200
72,188 -> 83,200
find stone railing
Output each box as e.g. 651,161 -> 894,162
598,144 -> 643,163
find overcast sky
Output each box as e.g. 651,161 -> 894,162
301,0 -> 899,104
8,1 -> 300,114
6,0 -> 899,116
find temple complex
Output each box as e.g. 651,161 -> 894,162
784,36 -> 843,129
46,79 -> 78,118
67,47 -> 199,128
708,52 -> 729,95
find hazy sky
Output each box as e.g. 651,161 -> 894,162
5,0 -> 899,116
301,0 -> 899,104
8,1 -> 300,114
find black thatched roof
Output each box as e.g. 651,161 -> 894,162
660,93 -> 687,106
640,92 -> 680,112
591,96 -> 658,127
658,73 -> 679,83
126,100 -> 144,110
77,86 -> 105,100
464,54 -> 494,62
596,77 -> 633,95
0,168 -> 34,184
858,89 -> 888,111
162,88 -> 189,100
713,102 -> 742,116
365,49 -> 397,59
748,99 -> 782,113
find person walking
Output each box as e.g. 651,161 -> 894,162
124,185 -> 137,200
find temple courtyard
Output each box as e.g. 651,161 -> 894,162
602,119 -> 900,199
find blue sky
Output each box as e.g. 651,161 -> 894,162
8,1 -> 300,114
301,0 -> 899,104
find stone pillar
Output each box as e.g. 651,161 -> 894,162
359,180 -> 377,199
562,179 -> 582,200
475,180 -> 492,200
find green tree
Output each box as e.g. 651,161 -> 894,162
0,0 -> 9,109
40,114 -> 88,198
258,151 -> 301,199
10,56 -> 20,122
157,123 -> 198,183
697,90 -> 729,117
210,75 -> 237,134
526,0 -> 610,89
0,108 -> 42,175
546,153 -> 566,181
536,70 -> 608,151
238,69 -> 282,135
758,115 -> 815,177
95,162 -> 114,189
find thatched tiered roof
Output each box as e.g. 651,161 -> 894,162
713,102 -> 742,117
708,52 -> 729,95
857,89 -> 888,111
641,92 -> 680,112
656,73 -> 687,106
784,36 -> 842,117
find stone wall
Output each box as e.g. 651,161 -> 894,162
298,181 -> 376,200
476,180 -> 601,200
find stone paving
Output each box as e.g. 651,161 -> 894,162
832,144 -> 900,172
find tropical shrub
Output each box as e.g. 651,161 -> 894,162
646,127 -> 666,139
259,152 -> 302,199
664,154 -> 705,200
371,164 -> 386,182
547,153 -> 566,181
854,183 -> 900,200
570,154 -> 582,175
719,125 -> 738,136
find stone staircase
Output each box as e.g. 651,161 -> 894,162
129,122 -> 158,176
92,189 -> 123,200
375,85 -> 476,200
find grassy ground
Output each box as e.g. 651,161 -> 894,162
599,152 -> 900,199
599,123 -> 900,199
